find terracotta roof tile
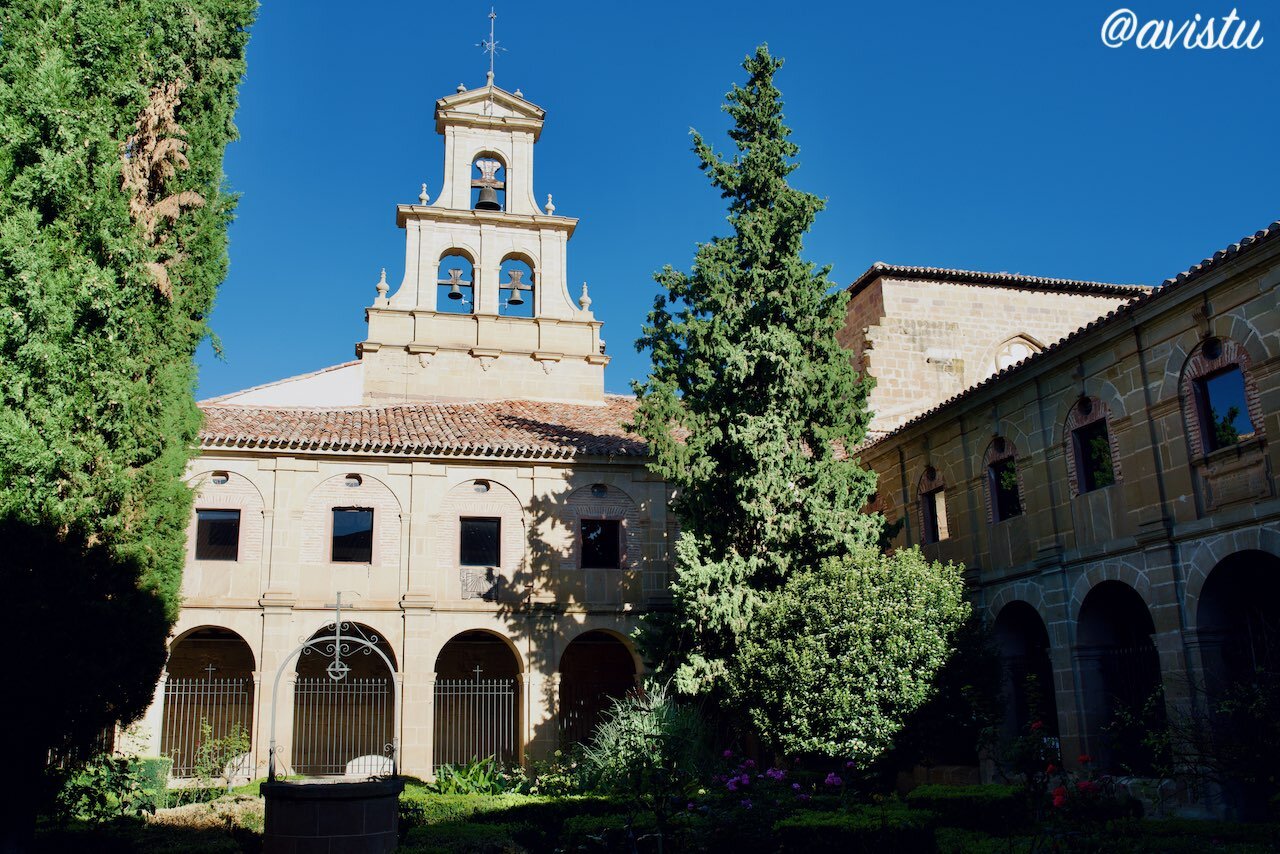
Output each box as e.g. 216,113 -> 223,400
848,262 -> 1151,298
198,395 -> 646,460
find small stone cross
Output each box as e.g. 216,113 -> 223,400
204,663 -> 217,678
473,664 -> 484,682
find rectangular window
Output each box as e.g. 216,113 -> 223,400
1073,420 -> 1115,492
581,519 -> 622,568
195,509 -> 240,561
332,508 -> 374,563
989,458 -> 1023,522
1197,367 -> 1256,452
920,490 -> 947,544
460,517 -> 501,566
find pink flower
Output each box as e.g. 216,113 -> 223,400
1051,785 -> 1067,808
743,759 -> 756,769
723,749 -> 734,759
791,782 -> 801,791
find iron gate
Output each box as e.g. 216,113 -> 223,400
291,676 -> 392,776
161,676 -> 254,777
558,678 -> 633,747
433,677 -> 517,769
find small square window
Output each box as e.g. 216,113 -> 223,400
582,519 -> 622,569
921,490 -> 946,544
1197,367 -> 1256,452
195,509 -> 240,561
460,517 -> 501,566
989,458 -> 1022,522
332,508 -> 373,563
1073,420 -> 1115,493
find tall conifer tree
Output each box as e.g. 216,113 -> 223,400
632,46 -> 882,699
0,0 -> 255,835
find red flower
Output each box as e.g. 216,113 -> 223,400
1030,720 -> 1043,731
1045,764 -> 1057,774
1076,780 -> 1100,795
1077,754 -> 1092,765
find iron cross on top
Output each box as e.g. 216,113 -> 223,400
323,591 -> 352,681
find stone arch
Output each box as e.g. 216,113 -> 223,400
992,333 -> 1045,373
1075,580 -> 1165,773
300,472 -> 401,567
916,464 -> 949,543
162,626 -> 256,778
983,436 -> 1024,523
557,629 -> 640,747
437,248 -> 477,313
1063,395 -> 1121,497
498,252 -> 536,318
433,629 -> 523,768
291,621 -> 396,776
993,601 -> 1059,740
1178,335 -> 1264,459
1195,550 -> 1280,699
469,150 -> 507,211
1183,528 -> 1280,634
435,478 -> 527,602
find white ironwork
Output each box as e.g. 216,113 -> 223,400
267,592 -> 399,780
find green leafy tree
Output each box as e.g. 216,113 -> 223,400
735,549 -> 969,763
0,0 -> 255,840
631,45 -> 881,702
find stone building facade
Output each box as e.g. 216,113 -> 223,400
132,78 -> 670,780
856,220 -> 1280,783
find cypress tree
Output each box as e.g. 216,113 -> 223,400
632,46 -> 883,700
0,0 -> 255,835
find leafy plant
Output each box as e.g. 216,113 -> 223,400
427,756 -> 526,795
582,682 -> 711,849
52,754 -> 156,825
167,719 -> 250,806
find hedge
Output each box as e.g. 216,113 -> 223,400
774,804 -> 937,852
905,784 -> 1028,832
401,821 -> 534,854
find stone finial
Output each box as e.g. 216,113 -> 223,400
374,268 -> 389,305
514,88 -> 524,98
418,183 -> 429,205
545,194 -> 555,215
579,282 -> 592,311
457,83 -> 467,93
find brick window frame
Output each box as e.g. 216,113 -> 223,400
1181,337 -> 1265,459
984,437 -> 1024,524
917,466 -> 949,544
1064,397 -> 1122,498
565,484 -> 642,572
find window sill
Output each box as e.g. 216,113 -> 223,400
1199,434 -> 1264,464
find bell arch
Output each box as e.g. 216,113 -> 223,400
437,249 -> 476,314
470,152 -> 506,211
498,253 -> 535,318
162,626 -> 256,778
433,630 -> 522,769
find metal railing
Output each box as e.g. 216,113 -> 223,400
432,677 -> 517,769
291,676 -> 392,776
161,676 -> 253,777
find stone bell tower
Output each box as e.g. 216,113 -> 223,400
359,75 -> 608,405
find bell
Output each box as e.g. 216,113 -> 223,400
448,281 -> 463,300
474,185 -> 501,211
508,287 -> 524,306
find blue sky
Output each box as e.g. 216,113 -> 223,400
197,1 -> 1278,399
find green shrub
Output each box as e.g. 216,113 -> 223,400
774,804 -> 937,853
401,821 -> 533,854
396,791 -> 622,839
426,756 -> 526,795
905,783 -> 1028,832
133,757 -> 172,810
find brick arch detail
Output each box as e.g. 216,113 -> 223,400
185,470 -> 266,568
1069,560 -> 1164,631
1062,396 -> 1122,498
563,483 -> 643,571
300,473 -> 402,567
982,436 -> 1024,525
1178,337 -> 1264,459
986,584 -> 1054,630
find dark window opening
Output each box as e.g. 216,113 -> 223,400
921,490 -> 942,544
332,508 -> 374,563
989,458 -> 1022,521
1196,367 -> 1256,452
195,509 -> 240,561
582,519 -> 622,569
1073,420 -> 1115,492
460,517 -> 501,566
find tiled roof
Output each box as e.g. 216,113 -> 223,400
198,395 -> 646,460
860,219 -> 1280,451
848,262 -> 1151,298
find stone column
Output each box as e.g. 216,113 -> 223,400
400,609 -> 436,777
